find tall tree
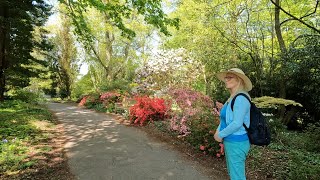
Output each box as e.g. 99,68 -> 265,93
55,12 -> 78,99
270,0 -> 320,119
0,0 -> 51,101
59,0 -> 179,82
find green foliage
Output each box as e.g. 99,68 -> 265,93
247,125 -> 320,179
72,74 -> 96,99
185,110 -> 219,156
99,79 -> 132,93
286,150 -> 320,180
59,0 -> 179,40
253,96 -> 303,109
0,140 -> 29,173
304,123 -> 320,153
83,96 -> 100,109
284,35 -> 320,124
267,117 -> 287,136
0,0 -> 52,100
85,101 -> 110,113
12,89 -> 45,104
152,121 -> 171,133
0,100 -> 54,174
46,10 -> 79,100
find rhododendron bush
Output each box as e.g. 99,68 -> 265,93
168,87 -> 217,135
129,96 -> 170,125
167,87 -> 223,155
78,91 -> 126,113
78,95 -> 100,107
134,48 -> 203,93
100,92 -> 122,104
78,96 -> 89,106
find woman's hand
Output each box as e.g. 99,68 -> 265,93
214,130 -> 223,142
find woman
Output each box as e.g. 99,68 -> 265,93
214,68 -> 252,180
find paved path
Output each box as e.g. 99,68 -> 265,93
46,102 -> 224,180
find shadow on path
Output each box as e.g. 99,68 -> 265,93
46,102 -> 226,180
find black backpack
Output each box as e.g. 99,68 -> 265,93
231,93 -> 271,146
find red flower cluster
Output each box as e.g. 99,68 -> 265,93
129,96 -> 169,125
78,96 -> 89,106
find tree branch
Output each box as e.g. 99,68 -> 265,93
292,34 -> 320,46
270,0 -> 320,34
212,24 -> 248,54
300,0 -> 319,19
64,0 -> 108,72
280,0 -> 319,26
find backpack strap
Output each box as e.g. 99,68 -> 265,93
231,93 -> 250,111
230,93 -> 251,131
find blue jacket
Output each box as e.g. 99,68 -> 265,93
218,91 -> 251,141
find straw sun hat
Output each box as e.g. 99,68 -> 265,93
216,68 -> 253,91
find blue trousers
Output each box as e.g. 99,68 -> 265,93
224,140 -> 250,180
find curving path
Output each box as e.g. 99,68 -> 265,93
46,102 -> 226,180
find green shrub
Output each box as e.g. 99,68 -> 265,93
13,89 -> 44,103
267,117 -> 287,143
186,110 -> 219,155
100,79 -> 131,92
106,103 -> 115,113
304,123 -> 320,153
93,103 -> 108,112
83,94 -> 100,108
286,150 -> 320,180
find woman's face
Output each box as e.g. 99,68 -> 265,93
224,73 -> 239,91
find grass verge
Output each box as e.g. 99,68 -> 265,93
0,100 -> 74,179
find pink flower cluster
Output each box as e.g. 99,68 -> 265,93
213,101 -> 224,116
100,92 -> 121,101
168,87 -> 215,136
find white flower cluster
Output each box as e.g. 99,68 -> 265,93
134,48 -> 203,92
262,113 -> 274,117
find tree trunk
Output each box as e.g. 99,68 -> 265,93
230,3 -> 241,66
274,0 -> 287,119
283,106 -> 298,126
103,0 -> 114,80
0,5 -> 8,101
274,0 -> 287,54
104,13 -> 114,80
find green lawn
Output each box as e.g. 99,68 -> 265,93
0,100 -> 54,175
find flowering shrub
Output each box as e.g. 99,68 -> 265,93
78,96 -> 89,106
187,109 -> 219,155
134,48 -> 203,93
166,87 -> 225,155
85,96 -> 100,108
78,92 -> 125,113
167,87 -> 218,135
78,95 -> 100,109
99,92 -> 121,103
213,101 -> 224,116
99,91 -> 123,112
129,96 -> 169,126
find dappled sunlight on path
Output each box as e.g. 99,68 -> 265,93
46,102 -> 224,180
